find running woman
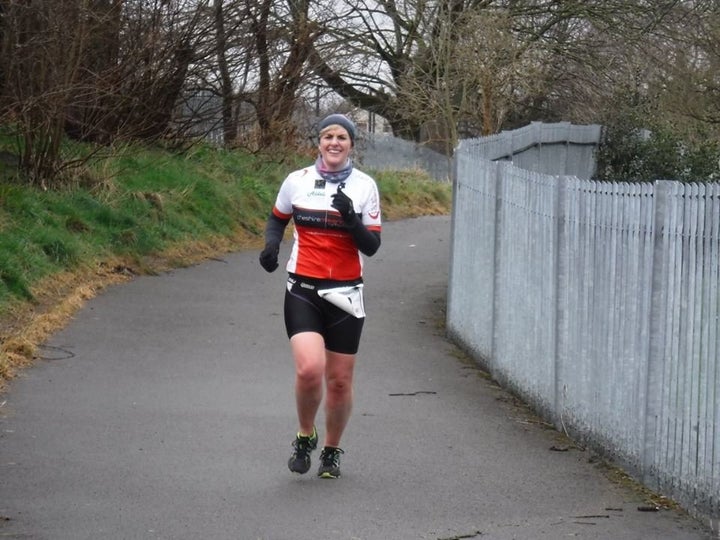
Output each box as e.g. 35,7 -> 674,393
259,113 -> 382,478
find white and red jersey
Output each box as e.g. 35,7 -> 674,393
272,166 -> 382,280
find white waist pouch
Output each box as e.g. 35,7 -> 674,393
317,284 -> 366,318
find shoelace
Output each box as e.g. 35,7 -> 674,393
293,435 -> 315,454
321,448 -> 344,466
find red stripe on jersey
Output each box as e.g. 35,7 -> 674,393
293,224 -> 362,280
272,207 -> 292,220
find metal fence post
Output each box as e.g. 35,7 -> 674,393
643,180 -> 671,488
489,161 -> 505,371
553,176 -> 569,429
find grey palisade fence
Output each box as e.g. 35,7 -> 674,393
446,122 -> 720,529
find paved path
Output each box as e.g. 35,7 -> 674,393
0,216 -> 713,540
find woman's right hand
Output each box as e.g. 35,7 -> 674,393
259,243 -> 279,272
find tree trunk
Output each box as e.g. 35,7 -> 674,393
214,0 -> 237,146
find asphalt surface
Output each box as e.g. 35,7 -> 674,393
0,215 -> 714,540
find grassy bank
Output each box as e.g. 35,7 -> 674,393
0,143 -> 452,384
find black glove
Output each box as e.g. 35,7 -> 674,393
331,186 -> 357,225
259,243 -> 279,272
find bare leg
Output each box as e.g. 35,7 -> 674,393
290,332 -> 326,435
323,350 -> 356,448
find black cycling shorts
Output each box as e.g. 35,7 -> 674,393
284,274 -> 365,355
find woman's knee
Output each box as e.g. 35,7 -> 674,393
325,352 -> 355,392
326,371 -> 353,396
291,332 -> 325,384
297,364 -> 323,385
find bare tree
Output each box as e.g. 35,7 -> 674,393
92,0 -> 209,142
394,8 -> 547,152
3,0 -> 711,173
646,1 -> 720,133
0,0 -> 210,186
197,0 -> 326,150
0,0 -> 88,186
213,0 -> 242,145
243,0 -> 323,149
305,0 -> 685,144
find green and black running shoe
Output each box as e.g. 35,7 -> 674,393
288,427 -> 318,474
317,446 -> 344,479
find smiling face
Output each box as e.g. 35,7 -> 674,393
318,125 -> 353,171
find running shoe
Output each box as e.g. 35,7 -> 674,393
317,446 -> 345,479
288,427 -> 318,474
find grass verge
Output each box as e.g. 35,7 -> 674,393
0,143 -> 452,386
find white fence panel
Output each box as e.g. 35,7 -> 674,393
447,148 -> 498,359
644,182 -> 720,518
556,180 -> 656,470
493,165 -> 558,413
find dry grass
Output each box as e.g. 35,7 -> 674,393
0,262 -> 132,382
0,231 -> 262,390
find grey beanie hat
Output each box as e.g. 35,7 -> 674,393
319,113 -> 356,145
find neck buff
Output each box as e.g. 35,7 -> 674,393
315,156 -> 353,184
